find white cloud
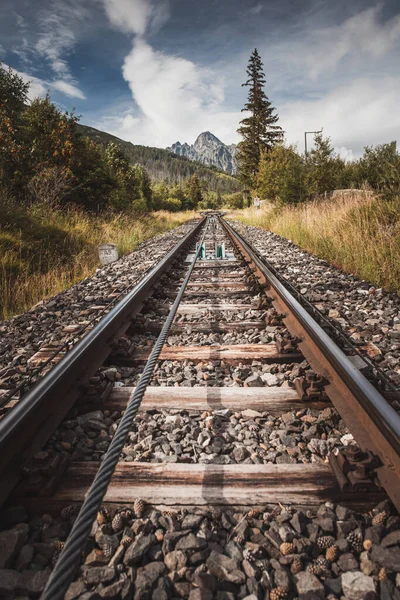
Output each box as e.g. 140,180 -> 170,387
284,5 -> 400,80
281,77 -> 400,157
99,0 -> 241,147
8,66 -> 86,100
35,0 -> 88,79
103,0 -> 169,36
95,38 -> 241,147
51,80 -> 86,100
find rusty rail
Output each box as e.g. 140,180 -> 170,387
221,216 -> 400,511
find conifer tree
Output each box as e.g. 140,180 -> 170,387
237,49 -> 283,186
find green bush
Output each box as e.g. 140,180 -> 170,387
256,145 -> 305,204
222,192 -> 244,209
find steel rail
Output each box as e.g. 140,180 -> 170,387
0,217 -> 205,507
221,217 -> 400,511
41,218 -> 210,600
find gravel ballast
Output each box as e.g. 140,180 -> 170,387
232,222 -> 400,385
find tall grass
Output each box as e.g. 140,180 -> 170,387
0,199 -> 195,319
234,191 -> 400,293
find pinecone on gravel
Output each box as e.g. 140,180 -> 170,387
315,556 -> 330,569
325,545 -> 339,562
61,505 -> 79,521
372,511 -> 387,526
121,536 -> 133,548
307,563 -> 329,577
51,540 -> 65,567
155,529 -> 164,542
347,530 -> 363,553
290,557 -> 303,574
270,586 -> 289,600
112,513 -> 124,532
101,542 -> 114,559
317,535 -> 336,550
134,498 -> 146,518
378,568 -> 387,581
363,539 -> 373,552
280,542 -> 294,555
97,507 -> 109,525
52,540 -> 65,552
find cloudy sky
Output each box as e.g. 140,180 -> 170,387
1,0 -> 400,157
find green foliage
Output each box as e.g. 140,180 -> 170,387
257,145 -> 305,204
356,142 -> 400,199
222,191 -> 245,209
237,49 -> 283,187
0,62 -> 29,117
304,133 -> 344,197
163,197 -> 182,212
184,173 -> 203,209
78,124 -> 242,195
199,191 -> 223,210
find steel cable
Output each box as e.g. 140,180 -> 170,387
41,218 -> 209,600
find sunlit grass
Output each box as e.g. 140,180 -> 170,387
234,191 -> 400,293
0,199 -> 196,319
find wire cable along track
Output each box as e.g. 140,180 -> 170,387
0,212 -> 399,599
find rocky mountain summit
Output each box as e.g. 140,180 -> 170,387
168,131 -> 238,175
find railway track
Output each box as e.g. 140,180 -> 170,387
0,212 -> 400,600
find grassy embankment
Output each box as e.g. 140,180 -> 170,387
0,199 -> 196,320
234,191 -> 400,293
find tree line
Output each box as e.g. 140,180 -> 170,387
236,49 -> 400,204
0,63 -> 241,214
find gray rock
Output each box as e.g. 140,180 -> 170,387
175,533 -> 208,551
0,569 -> 24,595
244,374 -> 263,387
84,566 -> 115,586
65,580 -> 88,600
181,514 -> 203,529
99,577 -> 131,599
380,579 -> 400,600
21,569 -> 50,595
338,553 -> 359,571
188,590 -> 213,600
290,511 -> 306,534
295,571 -> 325,600
206,550 -> 245,584
15,545 -> 34,571
381,530 -> 400,548
84,549 -> 109,567
124,533 -> 156,566
371,544 -> 400,572
341,571 -> 376,600
134,562 -> 166,598
164,550 -> 187,571
360,551 -> 377,576
0,525 -> 29,568
232,446 -> 249,462
324,577 -> 342,596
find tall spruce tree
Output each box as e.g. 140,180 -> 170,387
237,49 -> 283,186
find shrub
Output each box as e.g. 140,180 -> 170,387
256,144 -> 305,203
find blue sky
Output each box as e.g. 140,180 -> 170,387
1,0 -> 400,157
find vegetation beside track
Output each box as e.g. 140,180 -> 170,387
234,191 -> 400,294
0,199 -> 195,320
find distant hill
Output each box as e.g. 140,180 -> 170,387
168,131 -> 238,175
77,124 -> 242,195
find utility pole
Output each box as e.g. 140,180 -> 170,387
304,129 -> 322,158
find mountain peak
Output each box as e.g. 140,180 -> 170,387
167,131 -> 237,175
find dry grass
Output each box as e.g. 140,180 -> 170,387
233,191 -> 400,293
0,199 -> 196,320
